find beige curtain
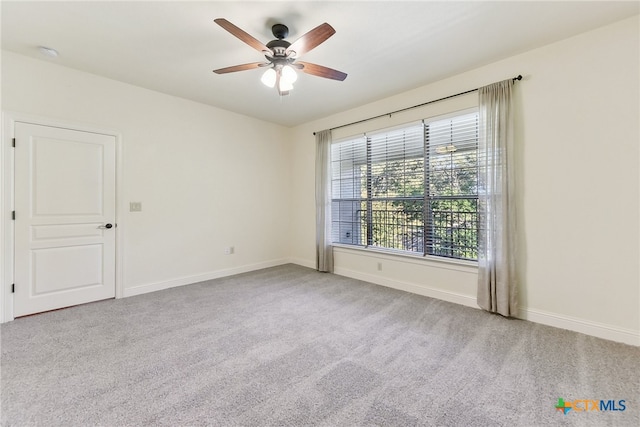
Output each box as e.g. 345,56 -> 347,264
477,79 -> 517,316
315,130 -> 333,272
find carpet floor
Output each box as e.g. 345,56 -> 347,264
1,264 -> 638,426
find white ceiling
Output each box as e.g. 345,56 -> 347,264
2,1 -> 638,127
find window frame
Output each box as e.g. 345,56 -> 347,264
330,108 -> 479,264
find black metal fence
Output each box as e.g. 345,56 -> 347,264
350,197 -> 478,260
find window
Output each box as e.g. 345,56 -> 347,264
331,110 -> 479,261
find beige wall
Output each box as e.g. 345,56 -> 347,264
1,51 -> 292,300
289,15 -> 640,345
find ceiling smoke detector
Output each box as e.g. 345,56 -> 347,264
38,46 -> 59,58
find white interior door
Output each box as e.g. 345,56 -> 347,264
14,122 -> 116,317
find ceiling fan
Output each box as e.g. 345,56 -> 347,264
213,18 -> 347,96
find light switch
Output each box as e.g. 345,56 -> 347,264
130,202 -> 142,212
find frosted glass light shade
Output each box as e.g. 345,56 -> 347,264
279,79 -> 294,92
261,68 -> 276,88
281,65 -> 298,84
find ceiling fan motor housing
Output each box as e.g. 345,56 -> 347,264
266,39 -> 291,57
267,24 -> 292,57
271,24 -> 289,39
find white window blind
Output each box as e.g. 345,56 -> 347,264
425,112 -> 479,259
367,124 -> 425,251
331,136 -> 366,245
331,110 -> 479,261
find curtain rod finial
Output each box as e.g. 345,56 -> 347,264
513,75 -> 522,81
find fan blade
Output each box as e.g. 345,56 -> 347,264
285,23 -> 335,57
213,62 -> 265,74
297,61 -> 347,81
214,18 -> 271,54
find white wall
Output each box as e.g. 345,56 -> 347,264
289,16 -> 640,345
1,51 -> 291,303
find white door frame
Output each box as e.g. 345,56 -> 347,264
1,111 -> 125,322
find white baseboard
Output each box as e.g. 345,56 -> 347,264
518,307 -> 640,347
333,266 -> 478,309
122,258 -> 290,298
287,257 -> 315,269
333,266 -> 639,347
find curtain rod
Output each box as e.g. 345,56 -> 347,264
313,74 -> 522,135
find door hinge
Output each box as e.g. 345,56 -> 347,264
11,284 -> 15,293
12,211 -> 15,220
12,138 -> 16,148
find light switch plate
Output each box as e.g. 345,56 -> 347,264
129,202 -> 142,212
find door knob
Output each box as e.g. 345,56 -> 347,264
98,223 -> 113,229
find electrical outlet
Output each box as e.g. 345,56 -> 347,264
377,262 -> 382,271
224,246 -> 234,255
129,202 -> 142,212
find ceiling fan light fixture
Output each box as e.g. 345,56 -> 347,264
279,78 -> 294,92
281,65 -> 298,84
261,68 -> 276,88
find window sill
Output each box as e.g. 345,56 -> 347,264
331,243 -> 478,273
